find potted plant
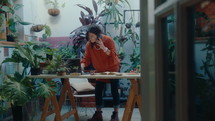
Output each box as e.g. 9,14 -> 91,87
45,54 -> 70,75
97,0 -> 131,28
31,24 -> 52,40
1,41 -> 46,75
0,13 -> 6,40
0,72 -> 56,121
45,0 -> 65,16
0,1 -> 32,41
30,24 -> 44,32
70,0 -> 105,57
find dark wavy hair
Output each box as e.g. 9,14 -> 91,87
86,24 -> 102,41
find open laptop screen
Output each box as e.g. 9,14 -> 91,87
64,58 -> 81,74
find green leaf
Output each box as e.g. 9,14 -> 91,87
18,21 -> 32,25
1,6 -> 11,13
13,4 -> 23,11
61,3 -> 65,8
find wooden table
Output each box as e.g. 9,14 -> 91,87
28,73 -> 141,121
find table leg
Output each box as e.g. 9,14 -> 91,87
40,78 -> 62,121
52,92 -> 62,121
67,81 -> 80,121
40,98 -> 51,121
122,79 -> 141,121
57,78 -> 80,121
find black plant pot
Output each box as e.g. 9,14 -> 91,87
7,35 -> 15,42
11,105 -> 23,121
31,68 -> 40,75
46,54 -> 53,61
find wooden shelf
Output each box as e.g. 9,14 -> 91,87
0,41 -> 24,47
0,41 -> 16,47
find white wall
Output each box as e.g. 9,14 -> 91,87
23,0 -> 95,38
21,0 -> 139,38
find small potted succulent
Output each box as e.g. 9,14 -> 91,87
45,54 -> 70,75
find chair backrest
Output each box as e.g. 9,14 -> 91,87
69,78 -> 95,92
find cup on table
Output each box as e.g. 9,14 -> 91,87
90,70 -> 96,75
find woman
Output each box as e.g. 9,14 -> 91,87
81,25 -> 120,121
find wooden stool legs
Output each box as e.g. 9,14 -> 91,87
122,79 -> 141,121
40,78 -> 80,121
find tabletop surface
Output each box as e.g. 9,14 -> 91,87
27,73 -> 141,79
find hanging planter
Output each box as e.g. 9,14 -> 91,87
46,0 -> 65,17
105,0 -> 119,5
114,0 -> 119,4
31,25 -> 44,32
48,8 -> 60,16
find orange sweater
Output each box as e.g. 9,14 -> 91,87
81,34 -> 120,77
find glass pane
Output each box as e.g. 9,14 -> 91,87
156,0 -> 167,7
162,14 -> 176,121
191,1 -> 215,121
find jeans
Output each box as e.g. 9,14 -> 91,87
95,79 -> 120,108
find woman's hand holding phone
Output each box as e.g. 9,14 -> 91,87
96,38 -> 105,50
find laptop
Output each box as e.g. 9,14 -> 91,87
64,58 -> 81,74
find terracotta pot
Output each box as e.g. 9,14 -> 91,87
114,0 -> 119,4
31,25 -> 44,32
57,72 -> 66,76
0,32 -> 6,40
48,8 -> 60,16
106,0 -> 118,4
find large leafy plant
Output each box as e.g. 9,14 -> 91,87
0,41 -> 57,110
70,0 -> 105,56
0,0 -> 31,38
3,41 -> 45,69
0,72 -> 56,107
45,54 -> 70,74
97,0 -> 131,28
112,26 -> 140,71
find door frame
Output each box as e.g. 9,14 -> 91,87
140,0 -> 206,121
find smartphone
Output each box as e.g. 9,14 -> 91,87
97,34 -> 101,40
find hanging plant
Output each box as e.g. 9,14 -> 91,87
98,0 -> 131,28
45,0 -> 65,16
31,24 -> 44,32
48,8 -> 60,16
